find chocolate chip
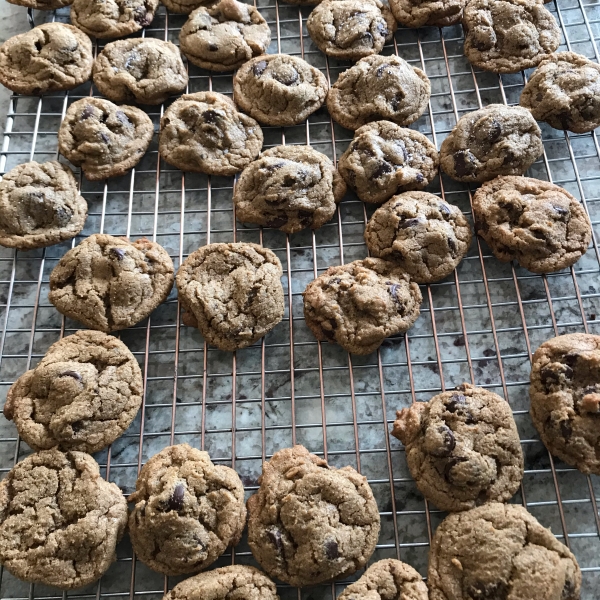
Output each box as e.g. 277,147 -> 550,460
324,539 -> 339,559
466,580 -> 509,600
445,394 -> 476,424
372,161 -> 393,179
415,172 -> 425,183
267,527 -> 284,554
562,577 -> 576,600
398,217 -> 424,229
133,7 -> 151,26
34,40 -> 43,52
475,217 -> 489,234
448,236 -> 457,256
488,119 -> 502,143
376,64 -> 390,77
81,105 -> 95,120
361,32 -> 374,46
560,419 -> 572,440
502,151 -> 516,166
110,247 -> 126,260
115,111 -> 130,126
274,68 -> 299,86
443,456 -> 468,484
439,203 -> 452,218
429,424 -> 456,458
253,60 -> 268,77
453,150 -> 476,177
326,277 -> 342,287
266,216 -> 288,228
390,91 -> 405,111
298,210 -> 314,225
71,421 -> 84,432
100,132 -> 110,144
167,483 -> 185,511
376,22 -> 388,37
203,109 -> 219,123
564,353 -> 579,368
387,283 -> 406,314
208,43 -> 218,51
552,205 -> 569,219
61,370 -> 82,382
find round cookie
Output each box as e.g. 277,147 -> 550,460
463,0 -> 560,74
128,444 -> 246,576
92,38 -> 188,105
326,54 -> 431,131
338,121 -> 439,204
180,0 -> 271,72
302,258 -> 422,355
473,176 -> 592,274
176,242 -> 284,351
4,330 -> 143,454
530,333 -> 600,475
233,145 -> 346,234
0,23 -> 92,95
520,52 -> 600,134
439,105 -> 543,183
392,383 -> 524,512
428,503 -> 581,600
246,445 -> 380,587
58,97 -> 154,181
48,233 -> 175,332
0,161 -> 87,250
306,0 -> 397,61
161,0 -> 208,14
6,0 -> 71,8
389,0 -> 466,27
364,191 -> 472,284
233,54 -> 328,126
159,91 -> 263,175
0,449 -> 127,590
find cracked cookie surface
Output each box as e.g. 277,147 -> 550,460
128,444 -> 246,576
6,0 -> 72,9
389,0 -> 466,27
48,233 -> 174,332
161,0 -> 209,14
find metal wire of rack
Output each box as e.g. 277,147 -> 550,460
0,0 -> 600,598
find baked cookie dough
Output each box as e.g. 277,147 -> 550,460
48,233 -> 174,332
473,175 -> 592,273
6,0 -> 71,9
128,444 -> 246,576
159,91 -> 263,175
0,449 -> 127,590
428,503 -> 581,600
326,54 -> 430,130
58,97 -> 154,181
0,23 -> 92,95
180,0 -> 271,71
247,445 -> 380,587
339,121 -> 439,204
161,0 -> 208,14
302,258 -> 422,355
389,0 -> 466,27
0,161 -> 87,250
233,145 -> 346,234
233,54 -> 328,126
440,105 -> 543,183
530,333 -> 600,475
364,191 -> 472,283
93,38 -> 187,105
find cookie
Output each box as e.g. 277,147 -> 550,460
0,449 -> 127,590
520,52 -> 600,134
71,0 -> 159,39
246,445 -> 380,587
302,258 -> 422,355
0,161 -> 87,250
48,233 -> 175,332
306,0 -> 397,61
233,54 -> 328,126
233,145 -> 346,234
428,503 -> 581,600
463,0 -> 560,74
326,54 -> 430,130
389,0 -> 466,27
439,105 -> 543,183
4,330 -> 143,454
364,191 -> 472,284
530,333 -> 600,475
179,0 -> 271,72
92,38 -> 188,105
6,0 -> 71,8
128,444 -> 246,576
58,97 -> 154,181
0,23 -> 92,95
473,175 -> 592,274
176,242 -> 284,351
159,91 -> 263,175
338,121 -> 439,204
161,0 -> 207,14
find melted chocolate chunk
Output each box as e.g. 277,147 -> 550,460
453,150 -> 476,177
375,64 -> 391,77
429,424 -> 456,458
560,419 -> 573,440
266,216 -> 288,228
208,43 -> 218,51
445,394 -> 476,424
133,7 -> 151,26
398,217 -> 424,229
324,539 -> 339,559
448,236 -> 457,256
110,247 -> 126,260
167,482 -> 185,511
274,68 -> 299,86
552,205 -> 569,219
253,60 -> 268,77
81,105 -> 95,120
488,119 -> 503,143
562,577 -> 576,600
60,370 -> 82,382
99,132 -> 110,145
390,91 -> 405,111
203,109 -> 219,124
267,527 -> 284,554
439,202 -> 452,218
115,111 -> 130,126
466,580 -> 509,600
372,161 -> 393,179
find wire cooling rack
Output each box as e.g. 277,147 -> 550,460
0,0 -> 600,598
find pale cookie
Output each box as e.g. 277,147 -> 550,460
389,0 -> 466,27
6,0 -> 71,9
162,0 -> 209,14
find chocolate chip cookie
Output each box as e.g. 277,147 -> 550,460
473,176 -> 592,273
364,191 -> 472,283
176,243 -> 284,350
233,54 -> 328,126
159,91 -> 263,175
520,52 -> 600,134
128,444 -> 246,576
530,333 -> 600,475
0,449 -> 127,590
306,0 -> 396,61
6,0 -> 72,9
0,23 -> 93,95
48,234 -> 175,332
389,0 -> 466,27
161,0 -> 207,14
302,258 -> 422,355
58,98 -> 154,181
92,38 -> 188,105
463,0 -> 560,74
247,445 -> 380,587
233,145 -> 346,234
180,0 -> 271,72
339,121 -> 439,204
326,54 -> 431,130
0,161 -> 87,250
428,503 -> 581,600
439,105 -> 543,183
